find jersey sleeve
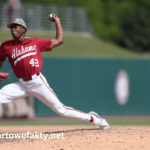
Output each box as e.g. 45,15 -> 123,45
36,37 -> 52,52
0,46 -> 6,62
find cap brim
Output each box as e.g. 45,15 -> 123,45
7,23 -> 14,28
7,22 -> 27,32
7,23 -> 21,28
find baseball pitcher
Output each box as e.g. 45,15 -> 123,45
0,14 -> 109,129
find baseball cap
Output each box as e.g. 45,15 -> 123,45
7,18 -> 27,31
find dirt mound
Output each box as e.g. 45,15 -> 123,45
0,126 -> 150,150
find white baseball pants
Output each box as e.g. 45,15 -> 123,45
0,72 -> 92,122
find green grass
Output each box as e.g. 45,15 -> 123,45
0,120 -> 150,126
0,30 -> 141,57
0,121 -> 92,126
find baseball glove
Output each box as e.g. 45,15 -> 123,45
0,72 -> 9,81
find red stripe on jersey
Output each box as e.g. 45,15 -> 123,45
66,107 -> 86,114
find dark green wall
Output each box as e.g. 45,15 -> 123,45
1,58 -> 150,116
35,57 -> 150,116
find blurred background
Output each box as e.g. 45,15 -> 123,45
0,0 -> 150,125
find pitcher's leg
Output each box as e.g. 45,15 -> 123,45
30,74 -> 109,129
0,82 -> 30,104
30,75 -> 92,122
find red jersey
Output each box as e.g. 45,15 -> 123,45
0,37 -> 51,78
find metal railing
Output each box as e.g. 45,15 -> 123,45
0,2 -> 93,33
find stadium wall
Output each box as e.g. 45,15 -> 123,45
2,57 -> 150,116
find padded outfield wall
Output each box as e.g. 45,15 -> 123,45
2,57 -> 150,116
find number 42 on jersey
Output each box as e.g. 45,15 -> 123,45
29,58 -> 39,67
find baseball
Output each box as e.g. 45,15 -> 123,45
49,13 -> 53,19
49,13 -> 55,22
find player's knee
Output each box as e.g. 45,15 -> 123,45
54,106 -> 67,116
56,108 -> 71,117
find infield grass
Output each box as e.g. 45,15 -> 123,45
0,120 -> 150,126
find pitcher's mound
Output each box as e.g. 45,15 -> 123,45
0,126 -> 150,150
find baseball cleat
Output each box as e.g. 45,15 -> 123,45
89,111 -> 109,130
